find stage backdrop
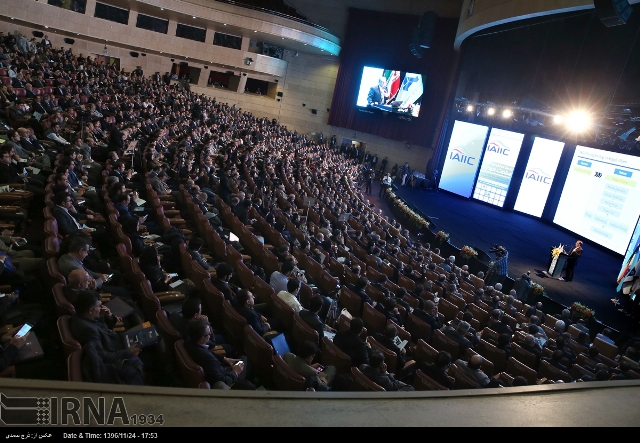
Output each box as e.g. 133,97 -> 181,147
327,8 -> 459,145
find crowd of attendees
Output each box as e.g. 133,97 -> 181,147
0,30 -> 638,392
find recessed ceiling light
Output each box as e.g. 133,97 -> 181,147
254,30 -> 257,32
45,26 -> 49,28
223,24 -> 226,25
282,37 -> 284,39
192,16 -> 196,18
304,44 -> 307,46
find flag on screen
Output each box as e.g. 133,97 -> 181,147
617,246 -> 640,293
386,71 -> 401,100
395,74 -> 423,107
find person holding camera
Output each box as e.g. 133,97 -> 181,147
485,245 -> 508,287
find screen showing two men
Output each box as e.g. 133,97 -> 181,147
356,67 -> 424,117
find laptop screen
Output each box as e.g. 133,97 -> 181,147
229,232 -> 239,242
271,333 -> 291,356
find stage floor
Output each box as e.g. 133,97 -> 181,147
391,184 -> 634,333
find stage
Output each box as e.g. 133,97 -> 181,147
390,184 -> 634,334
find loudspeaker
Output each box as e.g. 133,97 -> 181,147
419,11 -> 437,48
409,28 -> 424,58
226,71 -> 234,75
32,31 -> 44,38
311,109 -> 317,114
129,51 -> 139,57
277,92 -> 283,97
63,38 -> 75,45
594,0 -> 633,26
179,61 -> 188,66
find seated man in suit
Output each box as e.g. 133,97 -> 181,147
210,263 -> 239,302
412,300 -> 441,342
51,191 -> 107,249
299,296 -> 335,344
70,290 -> 143,375
372,324 -> 408,374
347,277 -> 375,309
487,309 -> 514,336
333,317 -> 371,368
441,320 -> 473,357
234,289 -> 279,337
184,319 -> 247,389
418,350 -> 454,390
284,340 -> 336,391
361,349 -> 415,391
541,349 -> 571,376
453,354 -> 503,388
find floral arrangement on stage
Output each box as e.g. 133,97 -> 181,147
571,302 -> 596,320
551,244 -> 565,257
436,231 -> 450,243
530,282 -> 546,297
460,245 -> 478,260
383,188 -> 430,229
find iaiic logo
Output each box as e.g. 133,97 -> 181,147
486,141 -> 510,156
449,148 -> 475,165
524,168 -> 552,184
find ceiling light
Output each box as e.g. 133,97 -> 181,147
466,105 -> 474,112
487,107 -> 495,116
566,112 -> 590,132
553,115 -> 564,124
502,109 -> 512,118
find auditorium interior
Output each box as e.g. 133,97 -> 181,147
1,0 -> 640,427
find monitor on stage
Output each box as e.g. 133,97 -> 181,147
554,146 -> 640,255
472,128 -> 525,207
355,66 -> 424,118
513,137 -> 565,217
438,121 -> 489,198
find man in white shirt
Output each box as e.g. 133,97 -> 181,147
269,261 -> 296,294
379,173 -> 392,197
277,279 -> 303,314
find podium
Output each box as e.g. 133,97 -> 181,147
547,251 -> 568,278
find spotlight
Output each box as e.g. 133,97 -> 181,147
553,115 -> 564,125
502,109 -> 512,118
566,112 -> 590,132
466,105 -> 474,112
487,107 -> 495,116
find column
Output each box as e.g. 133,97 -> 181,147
237,74 -> 247,93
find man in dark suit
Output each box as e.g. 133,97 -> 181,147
487,309 -> 513,336
299,296 -> 334,343
412,300 -> 441,341
372,324 -> 408,373
361,350 -> 414,391
70,290 -> 141,366
234,289 -> 276,336
184,320 -> 245,388
562,240 -> 583,282
333,317 -> 371,367
211,263 -> 238,302
367,76 -> 389,106
442,321 -> 473,356
418,350 -> 455,389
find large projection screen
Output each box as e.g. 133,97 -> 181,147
472,128 -> 525,207
513,137 -> 565,217
439,121 -> 489,198
554,146 -> 640,254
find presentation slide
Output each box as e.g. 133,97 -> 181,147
554,146 -> 640,255
472,128 -> 525,207
438,121 -> 489,198
513,137 -> 565,217
356,66 -> 424,117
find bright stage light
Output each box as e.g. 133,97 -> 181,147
502,109 -> 512,118
566,112 -> 590,132
466,105 -> 474,112
487,107 -> 495,116
553,115 -> 564,124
